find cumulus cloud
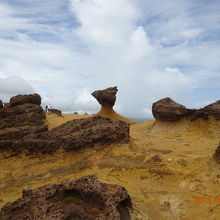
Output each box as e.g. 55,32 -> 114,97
0,75 -> 34,101
0,0 -> 219,118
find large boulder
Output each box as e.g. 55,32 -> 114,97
91,86 -> 118,108
152,97 -> 193,122
0,116 -> 130,155
10,93 -> 41,107
152,98 -> 220,122
0,175 -> 132,220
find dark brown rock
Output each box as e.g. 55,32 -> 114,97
0,116 -> 129,155
152,97 -> 193,121
152,97 -> 220,121
51,108 -> 62,116
91,86 -> 118,107
0,175 -> 132,220
0,100 -> 3,108
0,103 -> 46,128
10,93 -> 41,107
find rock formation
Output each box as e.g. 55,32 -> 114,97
0,115 -> 129,155
152,97 -> 220,122
0,175 -> 132,220
91,86 -> 118,108
0,100 -> 3,108
10,93 -> 41,107
91,87 -> 134,123
51,108 -> 62,116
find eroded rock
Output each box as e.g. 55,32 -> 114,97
0,175 -> 132,220
213,143 -> 220,163
152,97 -> 220,121
91,86 -> 118,108
9,93 -> 41,107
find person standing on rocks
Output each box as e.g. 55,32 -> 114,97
45,105 -> 48,113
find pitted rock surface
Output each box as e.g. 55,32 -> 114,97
91,86 -> 118,107
0,175 -> 132,220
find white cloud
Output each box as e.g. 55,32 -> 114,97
0,0 -> 219,118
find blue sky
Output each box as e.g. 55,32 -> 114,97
0,0 -> 219,118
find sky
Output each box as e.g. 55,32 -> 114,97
0,0 -> 219,119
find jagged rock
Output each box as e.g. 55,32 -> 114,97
152,97 -> 220,121
0,116 -> 129,155
198,100 -> 220,120
213,143 -> 220,163
0,100 -> 3,108
51,108 -> 62,116
0,175 -> 132,220
10,93 -> 41,107
152,97 -> 193,121
0,103 -> 46,128
91,86 -> 118,107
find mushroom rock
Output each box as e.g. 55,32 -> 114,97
10,93 -> 41,107
0,175 -> 132,220
152,97 -> 193,122
91,87 -> 134,123
0,100 -> 3,108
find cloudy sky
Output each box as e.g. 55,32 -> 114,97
0,0 -> 219,118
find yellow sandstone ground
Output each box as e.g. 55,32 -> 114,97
0,113 -> 220,220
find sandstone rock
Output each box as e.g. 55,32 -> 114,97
0,116 -> 129,155
0,103 -> 46,128
0,100 -> 3,108
152,97 -> 220,121
152,97 -> 193,121
51,108 -> 62,116
91,86 -> 118,107
0,175 -> 132,220
10,93 -> 41,107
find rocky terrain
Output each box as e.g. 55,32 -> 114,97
0,175 -> 132,220
0,93 -> 220,219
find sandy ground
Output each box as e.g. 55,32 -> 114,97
0,113 -> 220,219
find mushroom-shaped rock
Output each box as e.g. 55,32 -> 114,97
152,97 -> 192,121
0,175 -> 132,220
10,93 -> 41,107
0,100 -> 3,108
91,87 -> 134,123
91,86 -> 118,108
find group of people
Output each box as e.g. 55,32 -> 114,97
45,104 -> 52,114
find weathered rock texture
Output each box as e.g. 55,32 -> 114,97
51,108 -> 62,116
91,87 -> 134,123
0,175 -> 132,220
152,97 -> 220,121
91,86 -> 118,108
10,93 -> 41,107
0,116 -> 129,155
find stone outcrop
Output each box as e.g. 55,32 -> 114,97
51,108 -> 62,116
91,86 -> 134,123
9,93 -> 41,107
0,175 -> 132,220
152,97 -> 220,121
0,116 -> 130,155
91,86 -> 118,108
